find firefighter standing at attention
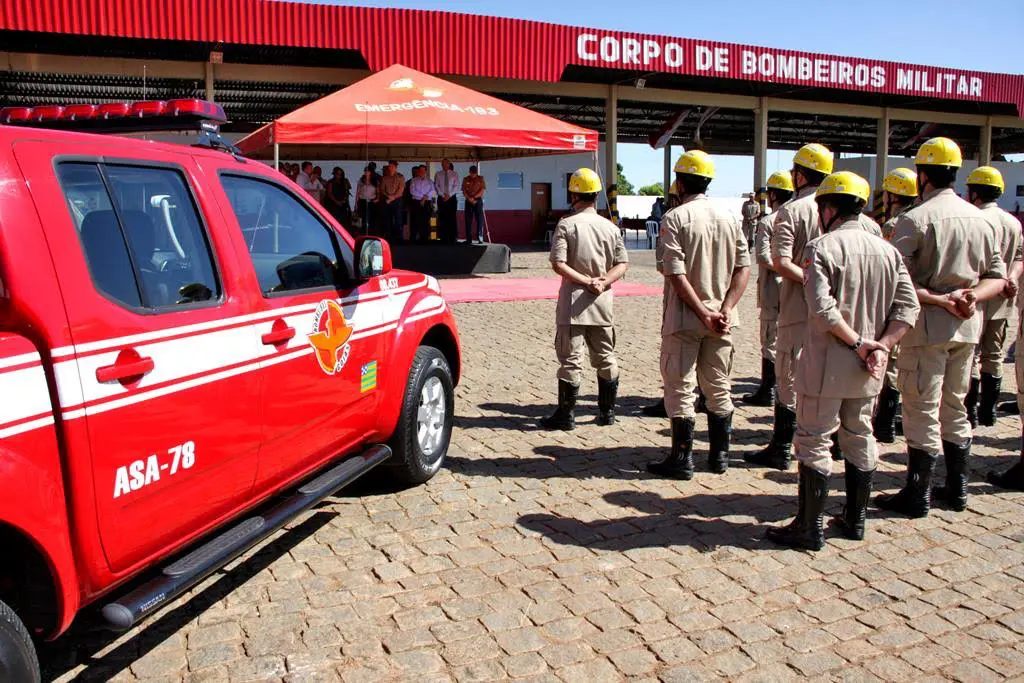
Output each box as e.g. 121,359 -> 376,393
745,143 -> 835,471
743,171 -> 794,407
877,137 -> 1005,517
765,172 -> 919,551
872,168 -> 919,443
540,168 -> 629,431
647,150 -> 751,480
962,166 -> 1023,428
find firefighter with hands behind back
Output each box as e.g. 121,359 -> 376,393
743,171 -> 794,407
872,168 -> 919,443
765,171 -> 919,551
646,150 -> 751,480
540,168 -> 629,431
961,165 -> 1023,428
876,137 -> 1005,518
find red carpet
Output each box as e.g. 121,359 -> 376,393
440,277 -> 662,304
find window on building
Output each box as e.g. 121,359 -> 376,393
496,172 -> 523,190
58,162 -> 221,309
220,174 -> 352,295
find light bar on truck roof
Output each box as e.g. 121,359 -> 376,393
0,98 -> 228,134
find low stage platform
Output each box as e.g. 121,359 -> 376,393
391,242 -> 512,276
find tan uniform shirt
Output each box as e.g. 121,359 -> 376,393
858,213 -> 882,237
550,206 -> 628,326
379,174 -> 404,201
462,174 -> 486,200
981,202 -> 1023,321
881,205 -> 913,242
755,213 -> 781,320
798,220 -> 920,398
660,194 -> 750,336
772,187 -> 821,329
891,188 -> 1006,347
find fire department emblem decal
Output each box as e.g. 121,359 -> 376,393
307,299 -> 353,375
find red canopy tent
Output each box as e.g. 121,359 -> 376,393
236,64 -> 599,163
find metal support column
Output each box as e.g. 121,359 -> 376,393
204,61 -> 215,102
605,85 -> 618,190
979,116 -> 993,164
663,144 -> 672,197
874,108 -> 890,214
752,97 -> 768,193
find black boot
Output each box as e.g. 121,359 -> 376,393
539,381 -> 578,431
998,400 -> 1019,416
872,385 -> 900,443
875,447 -> 937,518
647,417 -> 695,480
742,358 -> 776,407
932,439 -> 970,511
766,465 -> 829,551
695,390 -> 708,414
707,411 -> 733,474
596,376 -> 619,426
988,458 -> 1024,491
744,403 -> 795,470
964,377 -> 980,428
978,373 -> 1001,427
832,462 -> 874,540
830,433 -> 843,461
641,398 -> 667,417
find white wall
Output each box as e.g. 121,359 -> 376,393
835,156 -> 1024,213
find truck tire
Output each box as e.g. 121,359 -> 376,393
387,346 -> 454,485
0,600 -> 39,683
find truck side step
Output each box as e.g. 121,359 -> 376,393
101,444 -> 391,632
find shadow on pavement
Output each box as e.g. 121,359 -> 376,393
517,489 -> 798,553
39,512 -> 334,683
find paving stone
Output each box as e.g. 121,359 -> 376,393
651,636 -> 704,664
787,651 -> 845,677
503,651 -> 548,678
494,626 -> 547,655
539,641 -> 594,668
453,658 -> 507,682
899,643 -> 958,672
942,659 -> 1001,683
556,657 -> 621,683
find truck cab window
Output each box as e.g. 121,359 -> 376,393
220,174 -> 352,295
57,162 -> 221,309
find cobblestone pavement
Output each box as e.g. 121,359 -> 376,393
45,248 -> 1024,682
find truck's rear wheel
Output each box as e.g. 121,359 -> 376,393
0,599 -> 39,683
387,346 -> 454,485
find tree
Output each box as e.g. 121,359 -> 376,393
614,162 -> 634,195
638,183 -> 664,196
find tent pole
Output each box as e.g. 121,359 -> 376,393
273,143 -> 279,169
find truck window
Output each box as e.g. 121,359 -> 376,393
219,174 -> 352,295
57,162 -> 221,310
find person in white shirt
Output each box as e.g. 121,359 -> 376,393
355,168 -> 378,234
434,159 -> 460,244
296,161 -> 315,191
408,166 -> 437,243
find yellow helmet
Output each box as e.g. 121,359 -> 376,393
966,165 -> 1005,192
882,168 -> 918,198
793,143 -> 834,174
766,171 -> 794,192
815,171 -> 871,204
914,137 -> 962,167
568,167 -> 602,194
673,150 -> 715,178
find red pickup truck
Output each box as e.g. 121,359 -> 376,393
0,100 -> 461,682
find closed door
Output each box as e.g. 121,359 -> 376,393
531,183 -> 552,239
215,172 -> 387,493
17,144 -> 262,574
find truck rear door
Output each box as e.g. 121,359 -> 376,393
15,141 -> 263,575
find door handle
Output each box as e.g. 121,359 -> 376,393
261,326 -> 296,346
96,357 -> 155,383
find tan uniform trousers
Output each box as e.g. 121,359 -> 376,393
760,319 -> 777,363
971,318 -> 1009,379
897,342 -> 973,454
555,325 -> 618,385
776,324 -> 804,411
661,330 -> 734,419
884,344 -> 899,391
1016,324 -> 1024,413
795,395 -> 877,476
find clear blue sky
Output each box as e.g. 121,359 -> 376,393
321,0 -> 1023,195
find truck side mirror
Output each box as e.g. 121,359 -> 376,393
354,236 -> 392,280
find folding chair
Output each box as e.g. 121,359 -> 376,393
645,220 -> 660,249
